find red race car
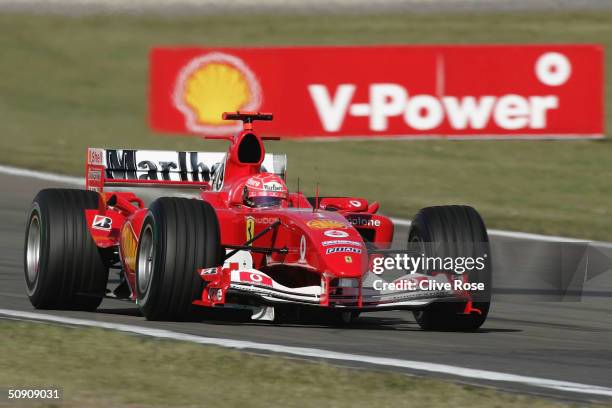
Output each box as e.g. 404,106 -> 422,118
24,112 -> 491,330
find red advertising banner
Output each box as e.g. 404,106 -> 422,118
149,45 -> 604,139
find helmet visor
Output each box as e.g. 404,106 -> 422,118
252,196 -> 282,208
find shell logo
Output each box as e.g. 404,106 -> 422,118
306,219 -> 348,230
173,52 -> 262,135
246,216 -> 255,244
120,223 -> 138,272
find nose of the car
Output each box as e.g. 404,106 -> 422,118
320,249 -> 365,278
296,214 -> 367,278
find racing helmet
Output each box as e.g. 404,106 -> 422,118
242,173 -> 288,208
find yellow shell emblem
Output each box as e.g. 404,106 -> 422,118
174,52 -> 262,134
120,224 -> 138,272
306,219 -> 347,230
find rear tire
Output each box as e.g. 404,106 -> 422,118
24,189 -> 109,310
136,197 -> 223,321
409,205 -> 491,331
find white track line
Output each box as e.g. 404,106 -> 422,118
2,164 -> 611,247
390,218 -> 612,248
1,308 -> 611,398
0,165 -> 83,185
390,216 -> 612,246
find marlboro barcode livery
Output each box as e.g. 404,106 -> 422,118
85,148 -> 286,191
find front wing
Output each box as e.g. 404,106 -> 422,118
193,265 -> 458,311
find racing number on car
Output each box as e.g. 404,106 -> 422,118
246,216 -> 255,245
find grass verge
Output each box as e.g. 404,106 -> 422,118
0,12 -> 611,239
0,321 -> 575,408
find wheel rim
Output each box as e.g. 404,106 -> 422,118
137,225 -> 155,294
26,214 -> 41,285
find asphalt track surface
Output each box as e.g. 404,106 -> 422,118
1,171 -> 612,403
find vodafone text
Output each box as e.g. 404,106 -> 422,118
309,84 -> 558,132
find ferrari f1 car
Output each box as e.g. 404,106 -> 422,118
24,112 -> 491,330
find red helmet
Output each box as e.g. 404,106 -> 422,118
242,173 -> 288,208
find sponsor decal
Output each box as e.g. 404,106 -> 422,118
263,181 -> 284,192
349,217 -> 381,227
246,178 -> 261,188
323,229 -> 349,238
102,149 -> 216,182
322,240 -> 362,247
173,52 -> 262,135
88,168 -> 102,182
204,262 -> 240,275
92,215 -> 112,231
299,235 -> 307,263
87,149 -> 285,188
349,200 -> 361,207
326,247 -> 362,255
254,217 -> 279,225
307,219 -> 347,230
120,224 -> 138,271
200,267 -> 221,276
88,148 -> 104,165
151,46 -> 603,139
245,216 -> 255,244
345,256 -> 352,263
239,271 -> 273,287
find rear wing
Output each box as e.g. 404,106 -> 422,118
86,148 -> 287,192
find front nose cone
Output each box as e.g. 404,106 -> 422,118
322,248 -> 365,278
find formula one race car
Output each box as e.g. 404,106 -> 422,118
24,112 -> 491,330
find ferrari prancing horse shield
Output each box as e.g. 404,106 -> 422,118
246,216 -> 255,245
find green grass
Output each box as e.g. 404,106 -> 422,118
0,12 -> 611,239
0,321 -> 576,408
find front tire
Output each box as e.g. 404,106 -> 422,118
136,197 -> 223,321
409,205 -> 491,331
24,189 -> 109,310
327,310 -> 360,325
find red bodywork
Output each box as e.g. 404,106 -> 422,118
84,112 -> 462,313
